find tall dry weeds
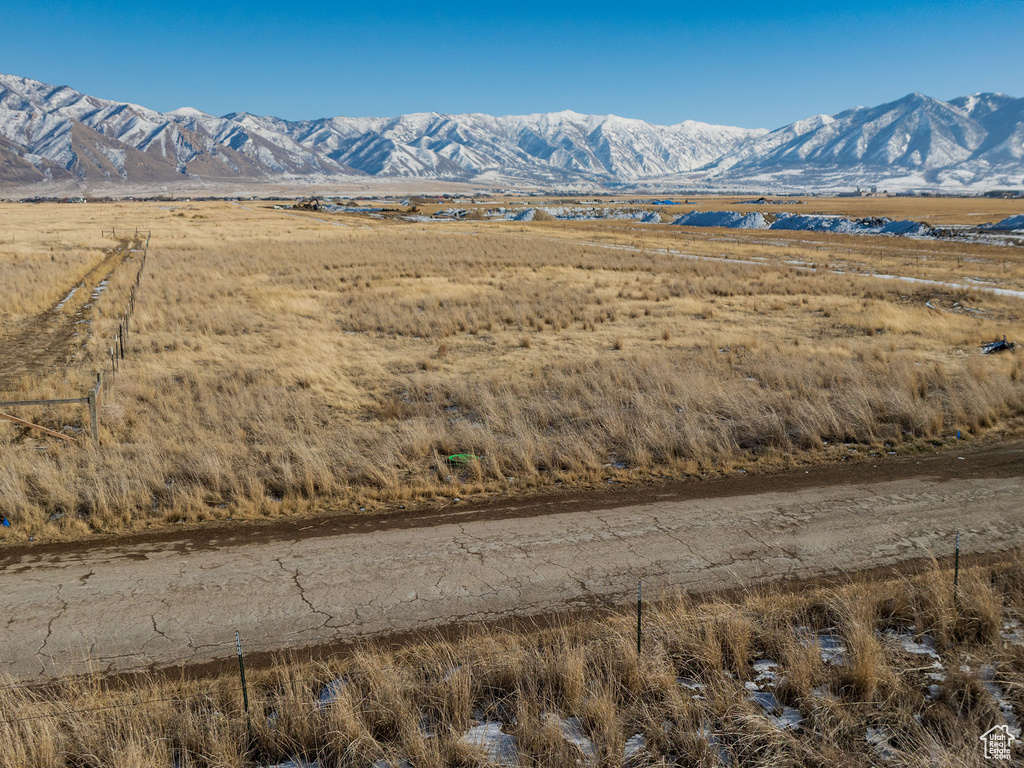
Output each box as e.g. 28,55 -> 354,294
0,559 -> 1020,766
2,203 -> 1024,540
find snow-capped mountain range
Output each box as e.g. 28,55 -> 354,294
1,73 -> 1022,192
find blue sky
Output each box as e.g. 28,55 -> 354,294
3,1 -> 1021,128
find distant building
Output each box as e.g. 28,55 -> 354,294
838,186 -> 883,198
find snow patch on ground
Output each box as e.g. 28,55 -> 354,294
460,721 -> 517,765
884,628 -> 942,665
981,665 -> 1021,738
866,726 -> 894,761
317,677 -> 347,708
671,210 -> 934,238
699,727 -> 732,765
770,213 -> 930,236
984,214 -> 1024,232
926,671 -> 946,701
678,676 -> 706,699
803,630 -> 847,666
744,659 -> 802,730
752,659 -> 780,687
770,213 -> 865,233
1002,618 -> 1024,646
749,690 -> 803,730
54,284 -> 81,310
624,732 -> 646,760
548,714 -> 596,759
879,219 -> 929,235
672,210 -> 769,229
504,206 -> 663,222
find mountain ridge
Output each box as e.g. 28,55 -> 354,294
0,73 -> 1021,191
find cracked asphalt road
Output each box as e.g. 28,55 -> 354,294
2,443 -> 1023,683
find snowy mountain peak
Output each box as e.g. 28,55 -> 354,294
167,106 -> 208,118
0,73 -> 1021,191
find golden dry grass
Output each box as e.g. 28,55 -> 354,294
2,200 -> 1024,541
0,558 -> 1020,767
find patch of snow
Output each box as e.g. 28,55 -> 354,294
699,727 -> 732,766
980,665 -> 1021,738
672,210 -> 769,229
984,214 -> 1024,232
926,671 -> 946,701
884,628 -> 942,665
678,676 -> 706,698
548,714 -> 596,759
624,732 -> 646,760
167,106 -> 209,118
317,677 -> 347,708
866,726 -> 894,761
810,685 -> 837,702
460,721 -> 517,766
1001,619 -> 1024,646
418,714 -> 435,738
54,284 -> 80,310
749,690 -> 803,730
752,659 -> 779,687
814,632 -> 848,666
770,213 -> 867,234
503,205 -> 664,222
669,209 -> 937,239
879,219 -> 928,236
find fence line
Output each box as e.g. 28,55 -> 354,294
0,379 -> 102,442
106,230 -> 149,386
0,411 -> 78,442
0,537 -> 976,738
1,230 -> 150,443
0,397 -> 89,407
0,621 -> 643,727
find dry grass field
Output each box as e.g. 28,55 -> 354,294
0,558 -> 1020,767
2,199 -> 1024,541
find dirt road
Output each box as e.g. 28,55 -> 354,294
0,237 -> 140,391
2,443 -> 1022,683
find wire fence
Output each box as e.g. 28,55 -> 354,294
0,229 -> 150,445
0,588 -> 657,728
0,536 -> 986,730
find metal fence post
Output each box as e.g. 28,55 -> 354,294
636,579 -> 642,656
235,631 -> 253,740
87,386 -> 99,442
953,531 -> 960,602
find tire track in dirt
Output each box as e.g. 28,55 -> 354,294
0,237 -> 141,391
